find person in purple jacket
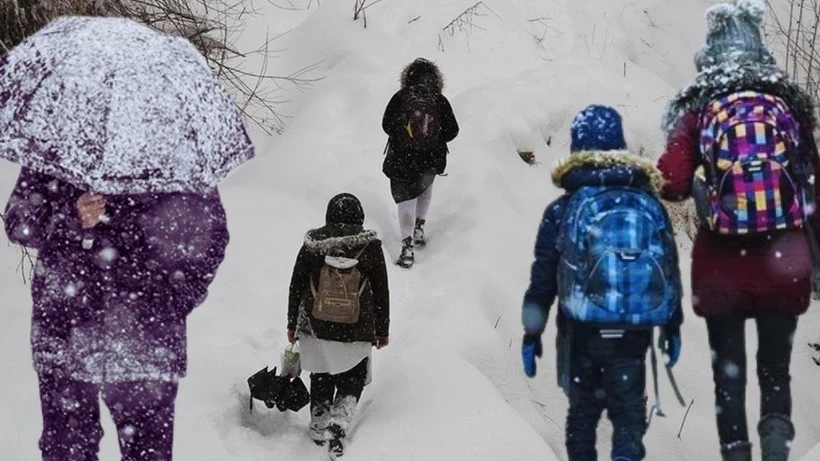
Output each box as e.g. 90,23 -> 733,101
4,167 -> 229,461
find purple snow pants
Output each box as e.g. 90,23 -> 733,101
38,373 -> 178,461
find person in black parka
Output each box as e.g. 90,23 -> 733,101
287,193 -> 390,458
382,58 -> 459,268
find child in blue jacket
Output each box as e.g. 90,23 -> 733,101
521,105 -> 683,461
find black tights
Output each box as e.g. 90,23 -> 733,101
706,313 -> 797,445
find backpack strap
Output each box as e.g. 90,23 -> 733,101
310,244 -> 371,297
354,244 -> 370,295
647,329 -> 665,426
666,360 -> 687,406
647,328 -> 687,427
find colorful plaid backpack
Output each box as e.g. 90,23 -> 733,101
698,91 -> 812,234
557,186 -> 681,328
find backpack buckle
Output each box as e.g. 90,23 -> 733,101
616,251 -> 640,261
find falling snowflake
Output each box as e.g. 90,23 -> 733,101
98,247 -> 119,262
724,361 -> 740,378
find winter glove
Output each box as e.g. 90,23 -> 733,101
659,327 -> 682,369
522,334 -> 543,378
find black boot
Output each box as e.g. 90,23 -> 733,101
721,441 -> 752,461
327,423 -> 345,459
396,237 -> 414,268
413,218 -> 426,247
759,414 -> 795,461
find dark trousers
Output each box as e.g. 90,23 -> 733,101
38,373 -> 178,461
310,358 -> 368,435
565,328 -> 651,461
706,313 -> 797,446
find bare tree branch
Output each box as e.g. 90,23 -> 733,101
1,0 -> 324,135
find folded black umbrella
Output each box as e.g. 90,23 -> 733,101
279,377 -> 311,412
247,366 -> 310,413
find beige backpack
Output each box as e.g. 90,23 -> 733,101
310,247 -> 368,324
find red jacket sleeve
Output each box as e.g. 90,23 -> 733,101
657,111 -> 701,202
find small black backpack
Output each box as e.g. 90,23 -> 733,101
398,84 -> 441,152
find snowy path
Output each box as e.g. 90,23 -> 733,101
2,1 -> 820,460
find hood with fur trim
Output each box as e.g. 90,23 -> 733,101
401,58 -> 444,93
551,151 -> 665,194
304,224 -> 378,256
663,59 -> 817,133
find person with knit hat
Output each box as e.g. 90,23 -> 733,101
286,193 -> 390,458
657,1 -> 820,460
522,105 -> 683,461
382,57 -> 460,268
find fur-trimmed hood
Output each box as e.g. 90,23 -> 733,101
551,151 -> 665,193
401,58 -> 444,93
663,59 -> 817,133
304,225 -> 378,256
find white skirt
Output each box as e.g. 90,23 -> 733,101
299,336 -> 372,375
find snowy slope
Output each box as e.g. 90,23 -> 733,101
2,0 -> 820,460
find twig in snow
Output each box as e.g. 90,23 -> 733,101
530,400 -> 563,431
353,0 -> 388,29
442,2 -> 498,39
677,399 -> 695,438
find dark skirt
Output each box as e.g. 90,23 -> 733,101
390,173 -> 436,203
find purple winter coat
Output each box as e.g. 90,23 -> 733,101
4,168 -> 229,383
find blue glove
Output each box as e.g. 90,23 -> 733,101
522,334 -> 543,377
659,327 -> 681,368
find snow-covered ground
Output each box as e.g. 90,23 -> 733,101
2,0 -> 820,460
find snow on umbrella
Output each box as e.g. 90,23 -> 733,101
0,16 -> 254,194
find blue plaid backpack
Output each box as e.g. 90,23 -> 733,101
557,186 -> 680,328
